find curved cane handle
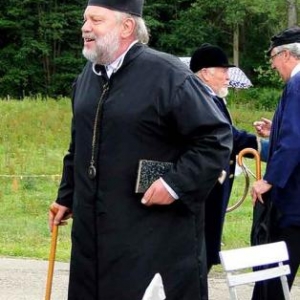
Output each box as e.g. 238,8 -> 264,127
237,148 -> 261,180
227,148 -> 261,213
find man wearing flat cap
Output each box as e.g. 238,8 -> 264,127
190,44 -> 266,274
48,1 -> 233,299
251,26 -> 300,300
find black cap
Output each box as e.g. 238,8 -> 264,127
190,43 -> 235,73
267,26 -> 300,56
87,0 -> 144,17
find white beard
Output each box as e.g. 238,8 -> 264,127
216,87 -> 229,98
83,27 -> 120,65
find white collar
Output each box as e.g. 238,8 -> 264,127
200,81 -> 216,96
291,63 -> 300,77
200,80 -> 227,103
204,83 -> 217,96
92,40 -> 138,77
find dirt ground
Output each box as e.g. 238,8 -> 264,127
0,257 -> 299,299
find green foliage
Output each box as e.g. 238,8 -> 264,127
254,64 -> 283,88
0,0 -> 85,98
227,87 -> 282,111
0,0 -> 297,97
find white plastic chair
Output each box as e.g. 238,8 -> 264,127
219,241 -> 291,300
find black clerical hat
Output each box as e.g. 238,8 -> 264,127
267,26 -> 300,56
87,0 -> 144,17
190,43 -> 235,73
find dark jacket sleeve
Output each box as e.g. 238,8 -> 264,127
231,126 -> 258,155
55,81 -> 77,209
260,138 -> 269,162
55,126 -> 75,209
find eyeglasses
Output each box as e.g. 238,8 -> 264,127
269,50 -> 284,62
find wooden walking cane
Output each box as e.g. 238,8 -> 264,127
45,207 -> 59,300
238,148 -> 274,246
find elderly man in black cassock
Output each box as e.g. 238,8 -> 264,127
48,0 -> 233,299
189,44 -> 267,273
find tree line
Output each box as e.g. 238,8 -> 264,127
0,0 -> 298,99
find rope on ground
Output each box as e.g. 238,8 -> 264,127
0,174 -> 61,178
0,174 -> 62,191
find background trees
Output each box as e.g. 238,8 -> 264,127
0,0 -> 299,98
0,0 -> 84,98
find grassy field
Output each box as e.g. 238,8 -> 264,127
0,98 -> 274,263
0,99 -> 72,260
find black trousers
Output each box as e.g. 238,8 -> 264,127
252,226 -> 300,300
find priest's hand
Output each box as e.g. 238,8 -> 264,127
48,202 -> 72,232
141,179 -> 175,206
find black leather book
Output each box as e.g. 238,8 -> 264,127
135,159 -> 173,193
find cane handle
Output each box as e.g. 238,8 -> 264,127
237,148 -> 261,180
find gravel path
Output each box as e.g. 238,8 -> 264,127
0,257 -> 68,300
0,257 -> 299,299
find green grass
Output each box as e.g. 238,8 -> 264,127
0,176 -> 72,260
224,164 -> 262,248
0,98 -> 72,261
0,98 -> 272,263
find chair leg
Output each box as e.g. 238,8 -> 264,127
280,276 -> 290,300
229,286 -> 238,300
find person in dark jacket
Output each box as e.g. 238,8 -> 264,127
190,43 -> 267,272
251,26 -> 300,300
48,1 -> 233,299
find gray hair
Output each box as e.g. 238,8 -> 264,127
132,16 -> 149,44
115,11 -> 149,44
275,43 -> 300,59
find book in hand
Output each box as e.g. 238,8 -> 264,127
135,159 -> 173,193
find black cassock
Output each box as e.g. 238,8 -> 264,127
56,43 -> 232,300
205,96 -> 258,268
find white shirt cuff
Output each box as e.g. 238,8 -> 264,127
160,178 -> 179,200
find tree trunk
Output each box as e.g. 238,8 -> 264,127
233,23 -> 239,67
286,0 -> 297,26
